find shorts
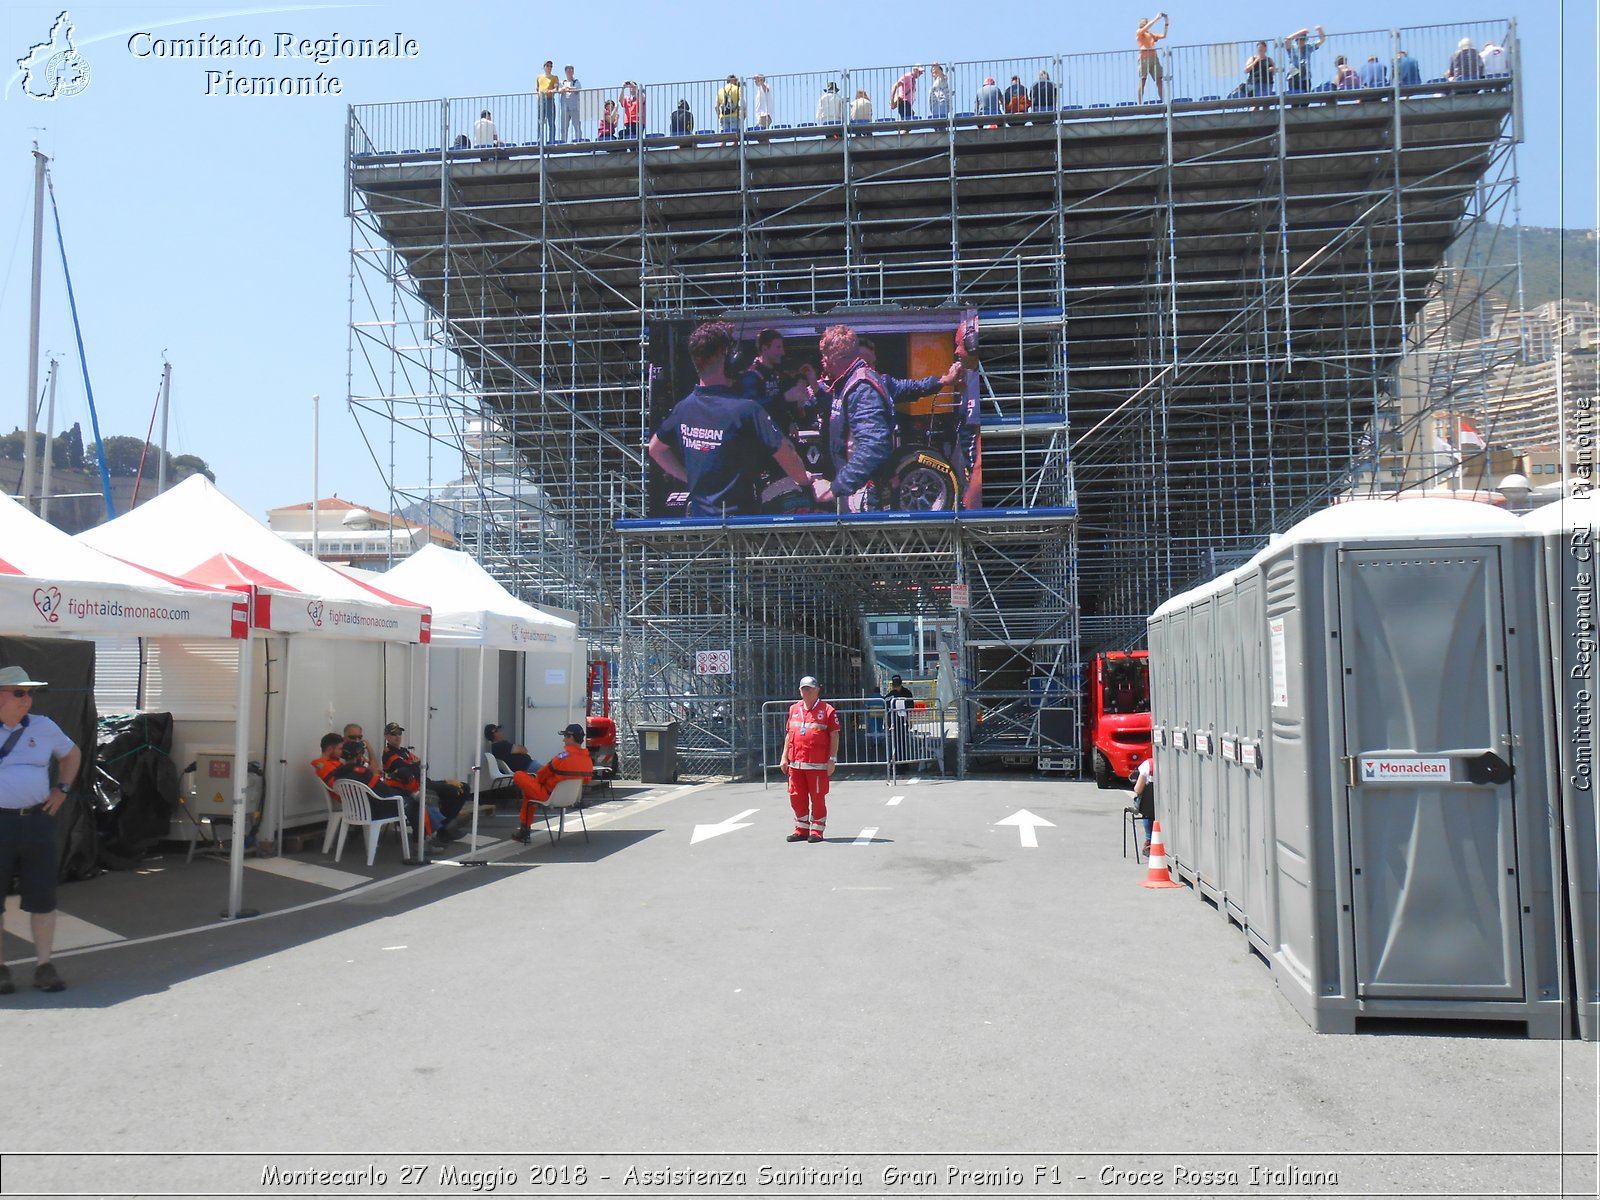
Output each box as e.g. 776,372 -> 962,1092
1139,54 -> 1163,81
0,807 -> 58,914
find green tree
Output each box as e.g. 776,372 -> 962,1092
100,435 -> 146,477
170,454 -> 215,483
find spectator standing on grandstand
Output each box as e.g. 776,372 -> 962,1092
598,99 -> 619,139
1394,48 -> 1421,86
559,65 -> 583,141
716,74 -> 744,134
1003,74 -> 1031,114
537,60 -> 559,142
1283,25 -> 1325,92
817,80 -> 846,126
649,321 -> 825,517
1448,37 -> 1484,81
1135,13 -> 1169,102
1242,41 -> 1276,96
618,81 -> 644,138
851,88 -> 873,124
891,64 -> 922,119
1480,40 -> 1508,76
975,76 -> 1002,119
670,98 -> 694,134
1334,55 -> 1360,89
1031,69 -> 1058,115
750,73 -> 773,129
473,109 -> 501,146
1357,53 -> 1388,89
927,63 -> 951,118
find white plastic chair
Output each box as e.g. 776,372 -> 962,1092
483,753 -> 515,789
332,778 -> 411,865
540,777 -> 589,844
319,773 -> 343,855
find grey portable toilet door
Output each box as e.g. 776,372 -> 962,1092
1335,546 -> 1524,1000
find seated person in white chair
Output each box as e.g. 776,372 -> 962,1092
484,723 -> 541,773
329,739 -> 453,850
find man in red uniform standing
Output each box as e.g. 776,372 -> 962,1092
511,723 -> 594,843
779,675 -> 840,843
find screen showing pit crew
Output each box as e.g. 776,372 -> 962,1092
644,311 -> 981,521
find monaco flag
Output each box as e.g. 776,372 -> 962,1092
1459,418 -> 1488,450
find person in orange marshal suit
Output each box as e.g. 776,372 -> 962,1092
511,723 -> 593,843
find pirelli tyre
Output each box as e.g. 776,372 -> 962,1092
886,445 -> 958,512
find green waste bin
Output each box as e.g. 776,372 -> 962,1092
636,721 -> 679,784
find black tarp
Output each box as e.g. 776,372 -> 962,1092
0,636 -> 100,882
97,712 -> 180,867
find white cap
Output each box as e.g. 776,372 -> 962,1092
799,676 -> 819,689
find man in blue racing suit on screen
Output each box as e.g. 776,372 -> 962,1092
649,321 -> 827,518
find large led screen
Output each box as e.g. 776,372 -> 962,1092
645,310 -> 980,521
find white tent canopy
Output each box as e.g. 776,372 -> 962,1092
79,475 -> 428,642
0,491 -> 242,638
78,476 -> 433,901
2,489 -> 253,913
378,544 -> 575,651
378,545 -> 582,855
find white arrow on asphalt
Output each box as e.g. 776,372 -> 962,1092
995,809 -> 1055,848
690,808 -> 759,844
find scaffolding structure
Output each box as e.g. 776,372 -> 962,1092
345,19 -> 1520,776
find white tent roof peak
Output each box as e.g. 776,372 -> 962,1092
379,544 -> 576,650
76,475 -> 427,642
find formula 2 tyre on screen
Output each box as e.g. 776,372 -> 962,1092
887,446 -> 958,511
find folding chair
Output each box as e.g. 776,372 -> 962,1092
332,779 -> 411,865
1122,805 -> 1145,862
540,777 -> 589,844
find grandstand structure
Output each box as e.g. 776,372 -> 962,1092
345,19 -> 1521,776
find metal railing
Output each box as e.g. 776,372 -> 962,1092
348,21 -> 1514,159
760,697 -> 949,788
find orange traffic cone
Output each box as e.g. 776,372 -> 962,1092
1139,820 -> 1182,889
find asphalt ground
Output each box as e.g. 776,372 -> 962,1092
0,775 -> 1594,1200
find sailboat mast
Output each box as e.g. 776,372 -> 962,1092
22,147 -> 47,512
157,358 -> 171,493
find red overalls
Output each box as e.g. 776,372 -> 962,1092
785,698 -> 839,838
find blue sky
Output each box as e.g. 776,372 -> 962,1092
2,2 -> 1594,526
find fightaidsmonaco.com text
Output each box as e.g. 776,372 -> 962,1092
126,30 -> 420,95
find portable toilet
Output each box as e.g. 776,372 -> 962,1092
1253,498 -> 1564,1035
1523,494 -> 1599,1040
1152,498 -> 1567,1036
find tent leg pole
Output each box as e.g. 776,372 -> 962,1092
226,638 -> 258,919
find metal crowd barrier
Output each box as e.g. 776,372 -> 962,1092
760,697 -> 948,788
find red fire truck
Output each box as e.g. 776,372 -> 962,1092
1087,650 -> 1151,788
